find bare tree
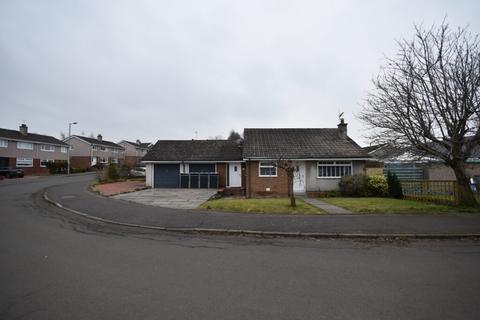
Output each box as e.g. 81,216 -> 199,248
271,158 -> 297,207
359,21 -> 480,205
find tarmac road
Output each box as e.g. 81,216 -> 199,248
1,174 -> 479,319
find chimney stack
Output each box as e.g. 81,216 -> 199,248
136,139 -> 141,145
337,118 -> 347,138
19,123 -> 28,136
97,134 -> 103,142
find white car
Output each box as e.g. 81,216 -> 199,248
129,167 -> 146,177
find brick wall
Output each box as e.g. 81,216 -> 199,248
246,161 -> 289,197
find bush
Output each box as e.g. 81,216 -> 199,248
107,164 -> 119,181
46,161 -> 67,174
339,174 -> 369,197
386,171 -> 403,198
366,175 -> 388,197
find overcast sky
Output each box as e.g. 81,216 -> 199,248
1,0 -> 479,145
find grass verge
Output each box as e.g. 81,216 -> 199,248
322,197 -> 480,214
200,198 -> 323,215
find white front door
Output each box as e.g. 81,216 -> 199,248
228,163 -> 242,187
293,161 -> 306,193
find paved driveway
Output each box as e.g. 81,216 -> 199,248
112,188 -> 217,209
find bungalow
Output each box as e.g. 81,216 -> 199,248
143,120 -> 370,197
243,120 -> 371,197
0,123 -> 68,175
64,134 -> 125,169
142,140 -> 244,193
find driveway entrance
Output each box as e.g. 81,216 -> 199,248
112,188 -> 217,209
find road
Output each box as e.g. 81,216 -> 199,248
1,174 -> 479,319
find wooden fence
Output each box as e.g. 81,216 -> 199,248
400,180 -> 459,205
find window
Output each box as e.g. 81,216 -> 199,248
0,139 -> 7,148
259,162 -> 277,177
40,144 -> 55,152
100,157 -> 107,164
100,146 -> 107,152
40,159 -> 53,167
111,158 -> 118,164
17,142 -> 33,150
92,145 -> 98,150
112,148 -> 118,154
317,161 -> 352,178
61,146 -> 68,153
16,158 -> 33,167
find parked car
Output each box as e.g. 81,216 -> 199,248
129,167 -> 146,177
0,167 -> 24,178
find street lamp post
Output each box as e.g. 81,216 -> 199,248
67,122 -> 78,175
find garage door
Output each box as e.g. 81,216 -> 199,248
154,164 -> 180,188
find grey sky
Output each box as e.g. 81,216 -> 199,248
1,0 -> 479,145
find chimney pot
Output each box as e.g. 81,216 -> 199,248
19,123 -> 28,136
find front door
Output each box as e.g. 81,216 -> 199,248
228,163 -> 242,187
293,161 -> 306,193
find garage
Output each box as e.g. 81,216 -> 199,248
154,164 -> 180,188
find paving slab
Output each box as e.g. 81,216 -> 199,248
302,197 -> 352,214
112,188 -> 217,209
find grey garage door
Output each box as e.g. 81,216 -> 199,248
154,164 -> 180,188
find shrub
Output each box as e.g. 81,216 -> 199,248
318,190 -> 341,198
366,175 -> 388,197
339,174 -> 369,197
107,164 -> 119,181
386,171 -> 403,198
46,161 -> 67,174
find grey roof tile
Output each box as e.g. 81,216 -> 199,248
0,127 -> 67,146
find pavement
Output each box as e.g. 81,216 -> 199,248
112,188 -> 217,209
302,197 -> 352,214
43,175 -> 480,237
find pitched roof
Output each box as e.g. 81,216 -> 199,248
121,140 -> 152,149
362,144 -> 386,154
70,135 -> 123,149
0,127 -> 67,146
143,140 -> 243,162
243,128 -> 370,159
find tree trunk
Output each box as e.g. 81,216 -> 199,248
450,162 -> 477,206
288,172 -> 296,207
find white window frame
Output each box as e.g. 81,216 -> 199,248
0,139 -> 8,148
112,148 -> 118,154
259,162 -> 277,177
17,141 -> 33,150
92,145 -> 98,150
111,158 -> 118,164
317,161 -> 352,178
40,159 -> 53,167
100,157 -> 107,164
100,146 -> 107,152
16,157 -> 33,167
61,146 -> 68,153
40,144 -> 55,152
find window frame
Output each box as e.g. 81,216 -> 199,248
100,146 -> 107,152
40,159 -> 53,167
0,139 -> 8,148
40,144 -> 55,152
317,161 -> 353,178
17,141 -> 33,150
16,157 -> 33,167
61,146 -> 68,153
258,162 -> 278,177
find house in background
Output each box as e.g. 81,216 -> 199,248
242,120 -> 371,197
364,143 -> 480,181
118,140 -> 152,167
64,134 -> 124,170
0,124 -> 68,175
142,140 -> 244,194
143,120 -> 371,197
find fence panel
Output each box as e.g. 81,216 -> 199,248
400,180 -> 458,205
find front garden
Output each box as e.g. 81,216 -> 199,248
199,198 -> 323,215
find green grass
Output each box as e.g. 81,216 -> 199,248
322,197 -> 480,214
200,198 -> 323,215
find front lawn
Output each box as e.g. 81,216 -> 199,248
322,197 -> 480,214
200,198 -> 323,215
